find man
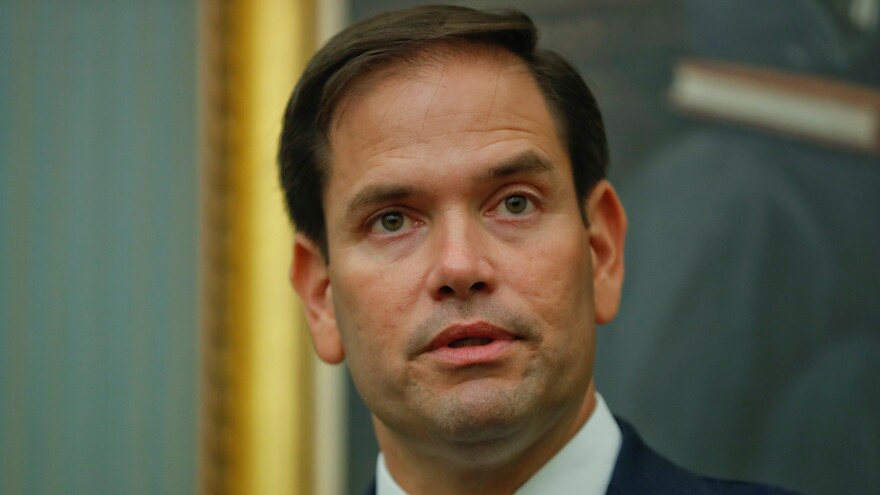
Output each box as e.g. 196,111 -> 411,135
278,5 -> 796,494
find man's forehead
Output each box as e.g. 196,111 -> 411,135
319,40 -> 568,214
328,43 -> 537,137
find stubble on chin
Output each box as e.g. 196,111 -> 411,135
429,380 -> 534,443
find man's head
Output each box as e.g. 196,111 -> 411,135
281,4 -> 626,477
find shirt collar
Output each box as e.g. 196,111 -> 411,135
376,393 -> 622,495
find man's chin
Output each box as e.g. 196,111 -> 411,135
427,380 -> 538,444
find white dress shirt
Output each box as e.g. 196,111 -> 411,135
376,393 -> 622,495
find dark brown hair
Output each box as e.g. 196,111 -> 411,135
278,5 -> 608,258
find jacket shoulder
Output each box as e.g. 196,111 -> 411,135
608,418 -> 798,495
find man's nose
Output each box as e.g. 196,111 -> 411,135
427,217 -> 496,300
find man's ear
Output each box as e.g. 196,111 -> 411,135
290,233 -> 345,364
586,180 -> 627,324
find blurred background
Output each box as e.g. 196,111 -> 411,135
1,1 -> 198,494
1,1 -> 878,494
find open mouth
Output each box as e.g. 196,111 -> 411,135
447,337 -> 494,348
426,322 -> 516,352
424,322 -> 518,365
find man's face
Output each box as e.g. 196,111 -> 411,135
293,48 -> 624,451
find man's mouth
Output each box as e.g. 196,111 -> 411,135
424,322 -> 517,365
427,322 -> 515,350
447,337 -> 495,348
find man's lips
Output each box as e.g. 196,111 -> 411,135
426,322 -> 516,351
423,322 -> 518,365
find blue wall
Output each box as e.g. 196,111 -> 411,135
1,1 -> 197,493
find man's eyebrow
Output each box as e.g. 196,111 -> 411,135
343,152 -> 554,217
345,184 -> 423,218
473,151 -> 555,183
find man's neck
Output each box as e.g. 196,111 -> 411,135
375,382 -> 598,495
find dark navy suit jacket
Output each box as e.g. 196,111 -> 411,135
363,418 -> 798,494
606,419 -> 796,494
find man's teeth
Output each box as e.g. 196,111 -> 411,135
448,337 -> 493,348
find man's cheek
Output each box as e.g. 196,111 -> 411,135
519,252 -> 582,300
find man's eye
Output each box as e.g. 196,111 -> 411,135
370,211 -> 410,234
499,194 -> 535,216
